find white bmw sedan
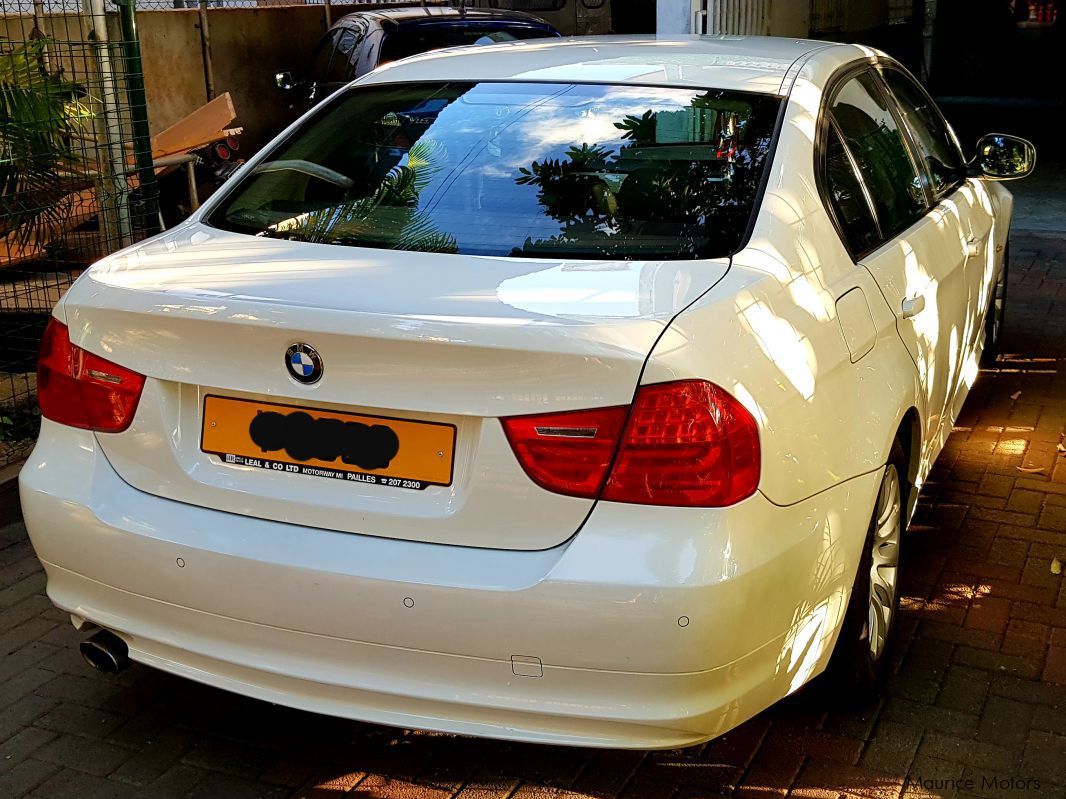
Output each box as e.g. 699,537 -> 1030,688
21,36 -> 1034,749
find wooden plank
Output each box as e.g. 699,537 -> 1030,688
151,92 -> 237,159
0,189 -> 98,268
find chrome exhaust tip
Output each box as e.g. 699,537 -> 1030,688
79,629 -> 130,674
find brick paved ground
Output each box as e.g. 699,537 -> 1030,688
2,232 -> 1066,799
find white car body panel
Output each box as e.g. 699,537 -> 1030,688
23,419 -> 880,748
21,35 -> 1013,747
63,224 -> 729,550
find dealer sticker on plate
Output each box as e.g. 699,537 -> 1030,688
200,395 -> 455,490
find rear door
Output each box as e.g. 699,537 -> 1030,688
878,64 -> 993,394
824,67 -> 971,456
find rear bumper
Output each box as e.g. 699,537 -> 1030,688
21,420 -> 881,748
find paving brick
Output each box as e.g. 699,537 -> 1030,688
0,641 -> 59,684
903,755 -> 965,799
570,749 -> 644,798
29,768 -> 147,799
0,618 -> 57,658
33,734 -> 131,778
860,721 -> 923,776
1043,645 -> 1066,685
1021,730 -> 1066,786
917,732 -> 1015,771
1037,503 -> 1066,530
977,476 -> 1015,499
0,667 -> 53,711
734,749 -> 803,798
958,767 -> 1047,799
109,727 -> 199,786
883,697 -> 978,737
183,772 -> 290,799
1030,704 -> 1066,741
976,695 -> 1034,751
142,764 -> 209,799
33,673 -> 122,710
0,727 -> 58,776
450,770 -> 521,799
921,620 -> 1000,651
179,736 -> 278,780
953,646 -> 1043,679
791,758 -> 904,799
760,724 -> 864,766
965,596 -> 1012,633
1006,489 -> 1045,515
0,758 -> 61,799
936,665 -> 991,715
35,704 -> 126,740
1021,556 -> 1061,590
0,695 -> 59,746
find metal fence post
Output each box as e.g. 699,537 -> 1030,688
197,0 -> 216,101
83,0 -> 133,250
115,0 -> 161,236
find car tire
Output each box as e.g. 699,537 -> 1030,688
827,440 -> 906,699
981,241 -> 1009,367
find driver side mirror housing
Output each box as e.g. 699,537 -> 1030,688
971,133 -> 1036,180
275,70 -> 303,91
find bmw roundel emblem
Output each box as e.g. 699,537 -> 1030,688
285,343 -> 323,385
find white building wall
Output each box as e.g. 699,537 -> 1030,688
657,0 -> 810,37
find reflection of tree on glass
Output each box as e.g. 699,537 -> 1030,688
211,82 -> 780,262
259,140 -> 458,254
511,92 -> 769,259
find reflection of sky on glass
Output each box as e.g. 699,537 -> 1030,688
498,262 -> 646,318
396,83 -> 706,255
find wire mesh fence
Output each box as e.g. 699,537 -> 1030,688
1,0 -> 158,467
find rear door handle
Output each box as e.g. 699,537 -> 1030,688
966,236 -> 982,258
901,295 -> 926,319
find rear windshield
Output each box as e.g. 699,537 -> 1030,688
380,25 -> 557,63
208,82 -> 781,260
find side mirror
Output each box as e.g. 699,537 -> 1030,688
973,133 -> 1036,180
275,70 -> 301,91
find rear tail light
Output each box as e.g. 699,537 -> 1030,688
37,318 -> 146,433
502,380 -> 760,507
501,406 -> 628,499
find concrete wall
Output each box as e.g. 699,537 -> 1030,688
137,7 -> 329,153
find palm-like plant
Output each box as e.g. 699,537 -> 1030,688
1,37 -> 88,255
267,140 -> 458,254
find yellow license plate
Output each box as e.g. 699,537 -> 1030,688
201,395 -> 455,490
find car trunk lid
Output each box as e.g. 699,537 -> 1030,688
65,223 -> 729,549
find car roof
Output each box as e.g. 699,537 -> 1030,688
338,6 -> 549,28
359,35 -> 869,95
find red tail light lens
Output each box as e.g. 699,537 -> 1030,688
37,318 -> 146,433
602,380 -> 760,507
503,380 -> 760,507
501,406 -> 628,499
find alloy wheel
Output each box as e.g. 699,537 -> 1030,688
867,465 -> 901,661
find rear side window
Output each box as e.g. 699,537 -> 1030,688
207,82 -> 781,261
879,68 -> 966,199
326,30 -> 360,83
829,71 -> 927,241
307,30 -> 342,84
824,122 -> 880,255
